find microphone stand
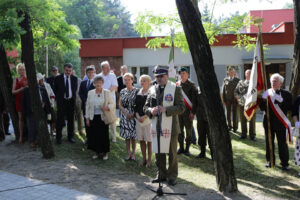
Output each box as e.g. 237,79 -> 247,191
147,86 -> 187,199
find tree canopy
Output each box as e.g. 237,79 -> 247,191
134,2 -> 252,52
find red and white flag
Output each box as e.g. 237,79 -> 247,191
244,37 -> 264,121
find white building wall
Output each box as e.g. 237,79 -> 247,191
123,44 -> 293,87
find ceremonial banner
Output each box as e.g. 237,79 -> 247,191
151,81 -> 176,153
244,37 -> 264,121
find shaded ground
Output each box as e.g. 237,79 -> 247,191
0,121 -> 299,200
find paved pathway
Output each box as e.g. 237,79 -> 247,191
0,171 -> 108,200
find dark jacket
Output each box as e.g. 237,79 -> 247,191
21,86 -> 51,117
117,76 -> 126,93
292,95 -> 300,118
79,79 -> 95,111
196,89 -> 207,121
53,74 -> 78,106
144,83 -> 185,135
46,76 -> 56,91
259,89 -> 292,131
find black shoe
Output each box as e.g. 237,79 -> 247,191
5,132 -> 11,135
196,152 -> 206,159
250,137 -> 256,141
177,148 -> 184,154
167,179 -> 177,186
184,150 -> 190,156
152,177 -> 166,183
239,136 -> 246,140
56,139 -> 62,145
282,166 -> 290,171
68,138 -> 75,143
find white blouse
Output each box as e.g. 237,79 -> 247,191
93,91 -> 105,115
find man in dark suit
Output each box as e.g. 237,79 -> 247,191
117,65 -> 128,93
260,73 -> 292,170
79,65 -> 95,143
54,63 -> 78,144
46,66 -> 59,90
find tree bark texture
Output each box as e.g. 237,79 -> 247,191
290,0 -> 300,100
0,91 -> 5,141
176,0 -> 238,192
0,45 -> 20,140
18,11 -> 54,158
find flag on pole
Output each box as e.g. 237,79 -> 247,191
244,36 -> 264,121
168,41 -> 176,82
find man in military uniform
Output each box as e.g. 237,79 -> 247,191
144,65 -> 185,186
176,68 -> 198,156
234,69 -> 256,140
222,67 -> 240,132
196,87 -> 214,159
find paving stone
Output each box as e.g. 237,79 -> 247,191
0,171 -> 108,200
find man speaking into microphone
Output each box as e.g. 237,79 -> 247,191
144,65 -> 185,186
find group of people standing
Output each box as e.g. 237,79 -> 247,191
3,60 -> 300,187
222,67 -> 300,176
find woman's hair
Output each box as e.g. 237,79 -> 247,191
93,76 -> 104,85
139,74 -> 152,83
16,63 -> 25,71
123,72 -> 134,81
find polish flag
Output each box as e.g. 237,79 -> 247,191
244,37 -> 264,121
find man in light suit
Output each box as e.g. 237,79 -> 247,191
54,63 -> 78,144
79,65 -> 95,144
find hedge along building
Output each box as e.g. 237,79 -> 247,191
79,9 -> 294,89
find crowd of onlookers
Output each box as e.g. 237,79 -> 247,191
0,61 -> 299,181
222,67 -> 300,176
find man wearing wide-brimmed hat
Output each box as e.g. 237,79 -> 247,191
144,65 -> 185,186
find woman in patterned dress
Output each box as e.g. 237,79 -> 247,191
292,95 -> 300,177
12,63 -> 28,143
119,73 -> 139,161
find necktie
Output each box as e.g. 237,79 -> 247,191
66,76 -> 69,98
87,80 -> 90,89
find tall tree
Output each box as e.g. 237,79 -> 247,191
290,0 -> 300,99
176,0 -> 238,192
18,10 -> 54,158
0,45 -> 20,141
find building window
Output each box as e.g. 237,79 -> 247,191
140,67 -> 149,76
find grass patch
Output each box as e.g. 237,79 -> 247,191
52,120 -> 300,199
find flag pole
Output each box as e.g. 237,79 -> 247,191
256,19 -> 274,168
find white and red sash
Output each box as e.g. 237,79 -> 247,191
176,81 -> 192,111
266,89 -> 293,143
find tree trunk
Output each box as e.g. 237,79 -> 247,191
290,0 -> 300,100
18,11 -> 54,158
176,0 -> 238,192
0,45 -> 20,141
0,91 -> 5,141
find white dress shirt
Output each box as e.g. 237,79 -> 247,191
97,72 -> 118,103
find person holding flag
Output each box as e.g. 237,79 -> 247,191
259,73 -> 292,170
176,67 -> 198,156
234,69 -> 256,141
